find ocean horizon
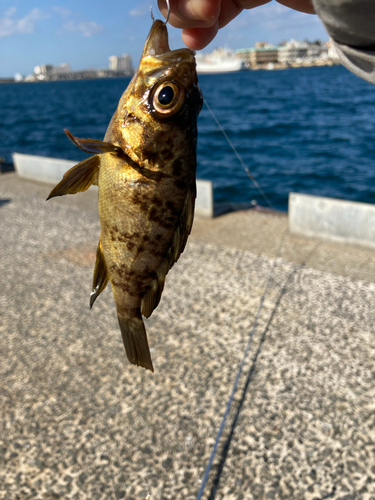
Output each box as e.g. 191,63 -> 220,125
1,65 -> 374,211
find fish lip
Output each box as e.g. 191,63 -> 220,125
143,20 -> 171,57
143,20 -> 195,63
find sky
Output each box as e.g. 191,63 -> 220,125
0,0 -> 329,78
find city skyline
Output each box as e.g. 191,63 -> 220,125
0,0 -> 329,78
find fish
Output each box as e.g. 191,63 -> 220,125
47,18 -> 203,372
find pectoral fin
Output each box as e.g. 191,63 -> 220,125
118,314 -> 154,372
90,239 -> 109,309
65,129 -> 123,155
46,155 -> 100,200
141,278 -> 163,318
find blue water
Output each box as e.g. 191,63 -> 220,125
1,65 -> 375,211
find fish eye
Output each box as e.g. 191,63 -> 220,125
151,81 -> 185,118
158,85 -> 174,105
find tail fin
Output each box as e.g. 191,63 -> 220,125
117,315 -> 154,372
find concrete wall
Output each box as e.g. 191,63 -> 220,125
196,179 -> 213,218
289,192 -> 375,250
13,153 -> 213,218
13,153 -> 76,184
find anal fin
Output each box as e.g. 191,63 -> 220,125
118,314 -> 154,372
46,155 -> 100,200
90,238 -> 109,308
141,261 -> 168,318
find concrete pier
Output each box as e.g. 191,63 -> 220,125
289,192 -> 375,250
13,153 -> 76,185
1,173 -> 375,499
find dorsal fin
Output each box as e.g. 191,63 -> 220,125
64,129 -> 123,154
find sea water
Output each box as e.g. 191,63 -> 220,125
1,65 -> 374,211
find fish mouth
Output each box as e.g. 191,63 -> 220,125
142,19 -> 195,63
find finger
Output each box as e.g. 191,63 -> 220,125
158,0 -> 220,29
159,0 -> 272,50
181,23 -> 220,50
177,1 -> 269,50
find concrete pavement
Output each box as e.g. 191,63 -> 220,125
1,173 -> 374,500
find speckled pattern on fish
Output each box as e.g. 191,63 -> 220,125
47,19 -> 202,371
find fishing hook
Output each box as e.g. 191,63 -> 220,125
150,0 -> 170,24
163,0 -> 170,25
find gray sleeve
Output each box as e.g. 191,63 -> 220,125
312,0 -> 375,84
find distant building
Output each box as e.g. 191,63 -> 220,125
109,54 -> 133,73
236,38 -> 337,69
236,44 -> 279,67
306,41 -> 328,61
278,40 -> 309,64
278,39 -> 328,64
34,64 -> 52,77
34,63 -> 71,80
52,63 -> 71,74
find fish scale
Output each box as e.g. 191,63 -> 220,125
47,19 -> 202,372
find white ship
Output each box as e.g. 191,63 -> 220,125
196,48 -> 245,74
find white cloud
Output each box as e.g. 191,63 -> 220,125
5,7 -> 17,17
54,6 -> 103,37
129,3 -> 150,17
0,7 -> 48,38
53,6 -> 72,19
62,20 -> 103,37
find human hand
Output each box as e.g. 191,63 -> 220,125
158,0 -> 315,50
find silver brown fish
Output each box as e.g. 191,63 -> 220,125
47,18 -> 203,372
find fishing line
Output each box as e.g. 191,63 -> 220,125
203,98 -> 274,210
195,229 -> 287,500
195,238 -> 319,499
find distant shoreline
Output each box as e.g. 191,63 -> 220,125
0,61 -> 340,84
249,59 -> 341,71
0,71 -> 133,85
